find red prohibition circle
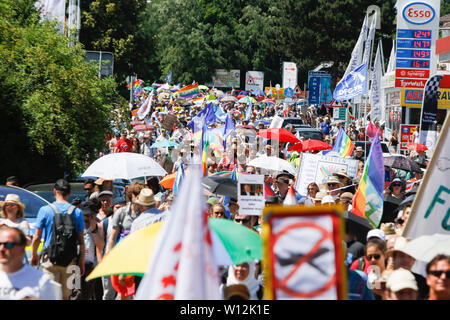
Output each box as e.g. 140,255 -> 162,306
272,221 -> 335,298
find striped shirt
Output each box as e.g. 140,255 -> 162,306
130,208 -> 167,233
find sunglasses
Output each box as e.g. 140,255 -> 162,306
328,183 -> 339,187
367,254 -> 381,260
0,242 -> 20,249
213,211 -> 225,215
84,188 -> 93,191
234,218 -> 250,224
429,270 -> 450,278
4,203 -> 17,207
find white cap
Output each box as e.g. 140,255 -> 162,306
321,195 -> 335,204
386,268 -> 418,293
367,229 -> 386,242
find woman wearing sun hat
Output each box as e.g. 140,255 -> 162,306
0,194 -> 32,245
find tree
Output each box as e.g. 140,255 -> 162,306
0,0 -> 124,184
80,0 -> 148,83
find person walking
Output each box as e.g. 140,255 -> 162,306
30,179 -> 85,300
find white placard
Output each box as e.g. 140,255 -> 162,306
403,115 -> 450,238
295,153 -> 359,196
245,71 -> 264,91
282,62 -> 298,89
238,174 -> 265,216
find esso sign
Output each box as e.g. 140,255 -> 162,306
403,2 -> 435,25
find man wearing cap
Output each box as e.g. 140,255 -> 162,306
274,173 -> 305,204
31,179 -> 85,300
326,176 -> 344,199
97,191 -> 113,222
352,147 -> 365,162
130,188 -> 165,233
386,268 -> 419,300
140,132 -> 156,158
114,131 -> 133,153
334,169 -> 355,194
386,236 -> 429,300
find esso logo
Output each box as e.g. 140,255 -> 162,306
403,2 -> 435,25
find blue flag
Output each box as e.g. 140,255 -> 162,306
188,102 -> 217,132
246,99 -> 253,121
223,112 -> 236,151
164,72 -> 172,84
333,63 -> 367,101
173,163 -> 184,195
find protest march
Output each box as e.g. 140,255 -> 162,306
0,0 -> 449,304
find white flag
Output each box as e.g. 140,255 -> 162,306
135,168 -> 221,300
269,114 -> 284,129
386,39 -> 396,73
362,13 -> 377,66
343,15 -> 368,78
137,93 -> 153,120
35,0 -> 66,32
370,44 -> 382,121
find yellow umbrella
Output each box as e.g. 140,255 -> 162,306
86,222 -> 163,281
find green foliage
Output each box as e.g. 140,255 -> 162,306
116,0 -> 395,87
0,0 -> 124,183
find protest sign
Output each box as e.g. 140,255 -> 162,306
403,115 -> 450,238
295,153 -> 359,196
238,174 -> 265,216
262,205 -> 346,300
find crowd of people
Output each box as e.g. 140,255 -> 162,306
0,83 -> 448,301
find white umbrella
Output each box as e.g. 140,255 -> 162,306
82,152 -> 167,180
401,234 -> 450,263
247,155 -> 297,175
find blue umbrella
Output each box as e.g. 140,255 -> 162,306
239,91 -> 248,96
252,90 -> 265,96
150,140 -> 179,148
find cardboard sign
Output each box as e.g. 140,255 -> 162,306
238,174 -> 265,216
262,205 -> 347,300
295,153 -> 359,196
161,113 -> 178,131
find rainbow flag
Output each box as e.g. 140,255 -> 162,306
201,124 -> 209,176
177,82 -> 200,99
352,133 -> 384,227
330,128 -> 355,157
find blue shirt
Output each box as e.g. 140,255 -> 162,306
130,208 -> 166,233
36,202 -> 85,249
321,122 -> 331,135
347,268 -> 375,300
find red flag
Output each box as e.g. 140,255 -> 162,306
366,121 -> 377,138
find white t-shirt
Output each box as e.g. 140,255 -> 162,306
0,265 -> 56,300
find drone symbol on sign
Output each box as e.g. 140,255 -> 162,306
273,221 -> 336,298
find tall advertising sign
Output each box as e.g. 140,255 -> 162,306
395,0 -> 440,89
308,71 -> 332,105
213,69 -> 240,88
282,62 -> 298,89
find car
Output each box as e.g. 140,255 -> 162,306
24,181 -> 125,204
282,117 -> 307,129
0,185 -> 50,260
354,141 -> 391,159
294,128 -> 325,141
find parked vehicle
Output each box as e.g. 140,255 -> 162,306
294,128 -> 325,141
354,141 -> 391,159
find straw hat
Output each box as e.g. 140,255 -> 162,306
326,176 -> 344,188
1,194 -> 26,211
381,222 -> 397,236
313,192 -> 327,202
333,169 -> 351,180
224,284 -> 250,300
134,188 -> 156,207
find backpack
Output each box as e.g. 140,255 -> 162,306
47,204 -> 78,267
